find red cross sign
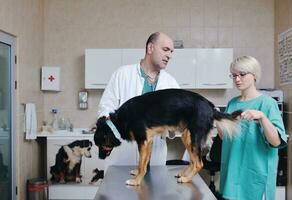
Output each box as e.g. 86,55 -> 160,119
48,75 -> 55,82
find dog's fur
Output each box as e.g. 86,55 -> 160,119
50,140 -> 92,183
94,89 -> 242,186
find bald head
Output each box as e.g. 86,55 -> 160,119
145,32 -> 160,53
145,32 -> 173,53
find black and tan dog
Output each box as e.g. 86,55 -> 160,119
50,140 -> 92,183
94,89 -> 241,186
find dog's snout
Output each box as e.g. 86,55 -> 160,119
98,147 -> 112,159
99,151 -> 107,159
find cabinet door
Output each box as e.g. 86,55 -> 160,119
196,48 -> 233,89
122,49 -> 145,65
85,49 -> 122,89
47,138 -> 104,184
166,49 -> 196,88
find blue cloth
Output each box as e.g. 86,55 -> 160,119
106,119 -> 121,140
220,95 -> 287,200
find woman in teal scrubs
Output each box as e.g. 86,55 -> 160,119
219,56 -> 287,200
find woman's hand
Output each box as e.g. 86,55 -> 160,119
240,110 -> 264,121
241,110 -> 281,146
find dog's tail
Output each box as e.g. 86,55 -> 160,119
213,109 -> 242,138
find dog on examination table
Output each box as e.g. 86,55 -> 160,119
94,89 -> 242,186
50,140 -> 92,183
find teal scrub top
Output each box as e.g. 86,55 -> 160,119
140,67 -> 158,94
220,95 -> 287,200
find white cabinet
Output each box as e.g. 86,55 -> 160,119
167,49 -> 196,88
46,137 -> 103,183
46,136 -> 100,200
44,134 -> 138,180
121,49 -> 145,65
85,49 -> 122,89
85,48 -> 233,89
85,49 -> 145,89
196,48 -> 233,89
40,131 -> 139,199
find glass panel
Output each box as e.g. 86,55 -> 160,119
0,41 -> 11,200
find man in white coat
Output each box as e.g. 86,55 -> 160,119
97,32 -> 179,166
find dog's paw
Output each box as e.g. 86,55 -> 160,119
176,166 -> 193,178
175,174 -> 181,178
130,169 -> 138,176
125,178 -> 141,186
175,171 -> 184,178
76,177 -> 82,183
177,176 -> 192,183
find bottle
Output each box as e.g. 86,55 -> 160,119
58,116 -> 66,130
65,118 -> 73,132
51,108 -> 59,131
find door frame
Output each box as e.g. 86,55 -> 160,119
0,30 -> 16,200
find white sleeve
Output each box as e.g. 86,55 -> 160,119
159,71 -> 180,89
170,77 -> 180,89
97,70 -> 120,118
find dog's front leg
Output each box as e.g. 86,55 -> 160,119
130,169 -> 139,176
75,163 -> 82,183
126,139 -> 152,186
59,172 -> 66,184
130,141 -> 153,177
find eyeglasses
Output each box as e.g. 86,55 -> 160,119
229,72 -> 253,79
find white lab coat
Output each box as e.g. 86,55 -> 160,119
97,63 -> 179,166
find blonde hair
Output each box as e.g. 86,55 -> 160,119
230,56 -> 261,83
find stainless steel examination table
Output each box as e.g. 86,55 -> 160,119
94,166 -> 217,200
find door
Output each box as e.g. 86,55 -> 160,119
0,31 -> 16,200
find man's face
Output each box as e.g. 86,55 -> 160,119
148,34 -> 174,70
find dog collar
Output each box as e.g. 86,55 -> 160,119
105,119 -> 122,140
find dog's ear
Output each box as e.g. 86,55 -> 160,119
95,116 -> 109,137
94,116 -> 121,147
96,116 -> 107,126
84,140 -> 92,147
94,116 -> 110,146
78,140 -> 92,148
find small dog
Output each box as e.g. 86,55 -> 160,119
50,140 -> 92,183
94,89 -> 241,186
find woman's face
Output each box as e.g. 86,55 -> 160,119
230,70 -> 256,91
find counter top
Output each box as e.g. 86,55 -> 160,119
95,165 -> 216,200
37,128 -> 94,138
37,129 -> 182,138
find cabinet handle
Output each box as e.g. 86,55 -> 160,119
179,83 -> 190,86
91,83 -> 107,86
201,83 -> 227,86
